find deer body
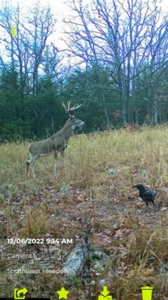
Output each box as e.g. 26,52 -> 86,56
29,121 -> 73,156
26,115 -> 84,177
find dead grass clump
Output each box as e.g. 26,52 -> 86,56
19,207 -> 50,238
128,226 -> 168,267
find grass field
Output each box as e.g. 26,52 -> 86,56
1,126 -> 168,299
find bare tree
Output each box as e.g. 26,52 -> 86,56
0,1 -> 58,97
62,0 -> 168,125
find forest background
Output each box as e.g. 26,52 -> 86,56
0,0 -> 168,141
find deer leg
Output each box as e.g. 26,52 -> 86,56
61,149 -> 66,169
32,159 -> 36,178
26,154 -> 39,178
26,161 -> 30,178
54,151 -> 57,175
26,153 -> 32,177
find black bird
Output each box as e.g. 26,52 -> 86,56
132,184 -> 161,207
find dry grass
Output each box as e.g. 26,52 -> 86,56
1,125 -> 168,299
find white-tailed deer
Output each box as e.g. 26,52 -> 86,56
26,101 -> 84,177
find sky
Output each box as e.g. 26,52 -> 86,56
4,0 -> 168,32
0,0 -> 168,64
0,0 -> 168,38
11,0 -> 168,17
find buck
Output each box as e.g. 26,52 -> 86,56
26,102 -> 84,177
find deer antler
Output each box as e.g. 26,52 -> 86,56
62,101 -> 81,116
